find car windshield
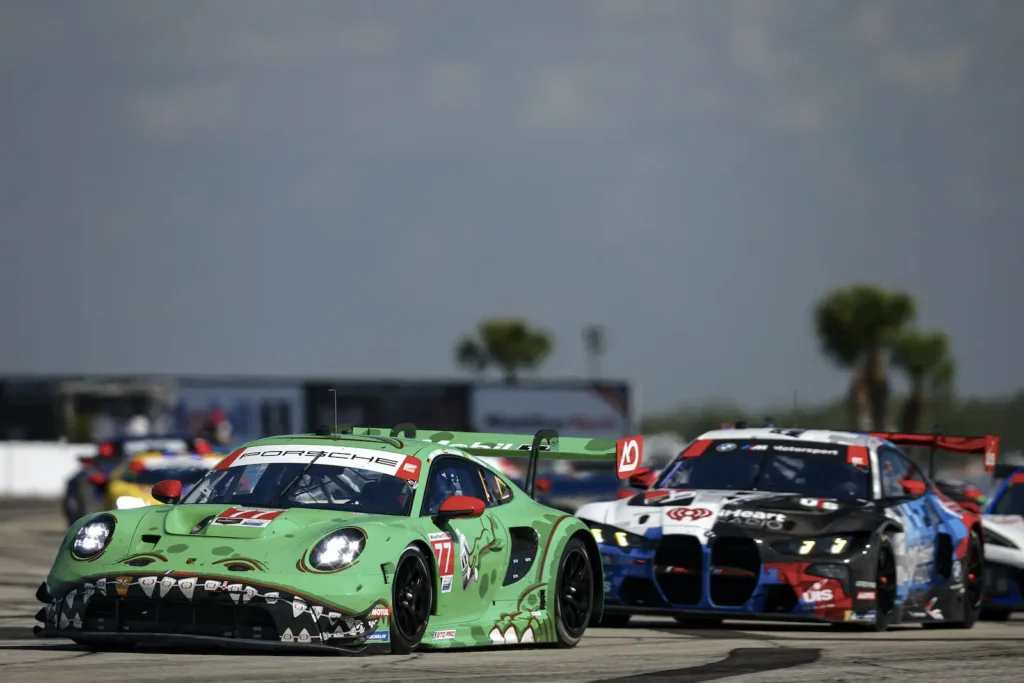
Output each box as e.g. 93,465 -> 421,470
657,443 -> 870,501
181,462 -> 416,516
991,483 -> 1024,515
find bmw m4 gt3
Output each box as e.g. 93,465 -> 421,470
35,425 -> 642,654
578,427 -> 991,631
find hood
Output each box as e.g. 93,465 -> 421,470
155,504 -> 383,541
577,489 -> 877,543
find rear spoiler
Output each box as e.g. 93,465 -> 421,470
868,429 -> 999,477
345,424 -> 644,499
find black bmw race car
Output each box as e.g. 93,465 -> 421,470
578,427 -> 996,631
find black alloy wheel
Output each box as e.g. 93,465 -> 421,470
555,538 -> 594,647
390,546 -> 432,654
837,536 -> 895,632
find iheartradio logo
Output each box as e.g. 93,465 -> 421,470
666,507 -> 712,522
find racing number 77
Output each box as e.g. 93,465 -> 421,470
431,537 -> 455,576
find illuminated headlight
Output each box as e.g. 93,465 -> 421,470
116,496 -> 147,509
772,535 -> 854,557
588,523 -> 649,549
71,514 -> 115,559
310,529 -> 366,571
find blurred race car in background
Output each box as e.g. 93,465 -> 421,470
480,456 -> 624,513
91,449 -> 224,510
978,464 -> 1024,620
62,435 -> 215,524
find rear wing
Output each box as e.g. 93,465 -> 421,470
868,429 -> 999,477
346,424 -> 644,499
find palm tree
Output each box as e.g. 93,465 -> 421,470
813,285 -> 916,431
455,318 -> 554,385
890,329 -> 955,433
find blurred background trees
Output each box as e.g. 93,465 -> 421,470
455,318 -> 553,385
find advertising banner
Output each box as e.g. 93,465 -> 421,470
468,383 -> 632,440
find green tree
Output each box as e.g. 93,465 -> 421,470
890,328 -> 955,433
813,285 -> 916,431
455,318 -> 554,385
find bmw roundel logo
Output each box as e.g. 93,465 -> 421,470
716,442 -> 737,452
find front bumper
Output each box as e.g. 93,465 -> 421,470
598,533 -> 878,624
35,573 -> 392,654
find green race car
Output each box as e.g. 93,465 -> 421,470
34,425 -> 644,654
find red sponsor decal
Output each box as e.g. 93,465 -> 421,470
681,439 -> 712,459
1010,472 -> 1024,486
615,436 -> 644,479
666,507 -> 712,521
214,447 -> 246,470
217,507 -> 284,520
765,562 -> 853,621
847,445 -> 869,468
856,590 -> 876,601
397,456 -> 421,482
985,436 -> 999,472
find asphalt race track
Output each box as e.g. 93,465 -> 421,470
3,501 -> 1024,683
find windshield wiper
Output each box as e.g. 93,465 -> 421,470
268,455 -> 325,507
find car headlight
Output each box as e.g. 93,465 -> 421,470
116,496 -> 147,509
310,529 -> 366,571
71,514 -> 115,559
985,528 -> 1019,549
588,523 -> 650,549
772,535 -> 854,557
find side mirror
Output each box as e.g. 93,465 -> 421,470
152,479 -> 183,505
436,495 -> 485,521
628,467 -> 658,490
899,479 -> 927,497
88,472 -> 108,491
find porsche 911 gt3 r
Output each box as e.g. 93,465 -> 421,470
35,425 -> 641,654
578,427 -> 992,631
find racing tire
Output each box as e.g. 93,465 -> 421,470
554,538 -> 594,647
922,529 -> 983,630
673,616 -> 723,628
591,612 -> 631,628
838,535 -> 896,632
390,545 -> 432,654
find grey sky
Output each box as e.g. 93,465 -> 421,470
2,0 -> 1022,415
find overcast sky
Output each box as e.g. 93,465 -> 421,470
2,0 -> 1022,415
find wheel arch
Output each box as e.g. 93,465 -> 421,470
571,528 -> 604,623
